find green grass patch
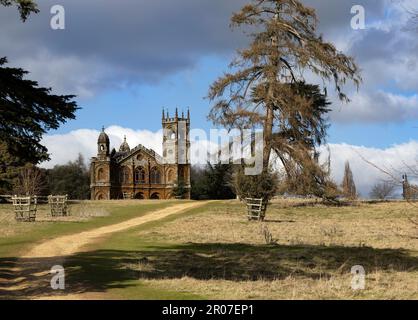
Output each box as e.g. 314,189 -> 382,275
0,201 -> 178,258
62,203 -> 214,300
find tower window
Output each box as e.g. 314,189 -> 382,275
97,168 -> 105,181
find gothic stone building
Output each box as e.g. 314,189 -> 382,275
90,110 -> 191,200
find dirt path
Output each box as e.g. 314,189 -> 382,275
1,201 -> 210,299
23,201 -> 208,259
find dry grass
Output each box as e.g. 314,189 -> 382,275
0,200 -> 176,238
141,200 -> 417,250
137,200 -> 418,299
2,199 -> 416,299
0,201 -> 111,238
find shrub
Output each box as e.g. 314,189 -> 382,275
233,168 -> 278,203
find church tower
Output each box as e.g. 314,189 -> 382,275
90,127 -> 112,200
162,108 -> 191,198
98,126 -> 110,159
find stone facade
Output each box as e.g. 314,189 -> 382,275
90,109 -> 191,200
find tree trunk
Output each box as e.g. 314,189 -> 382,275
262,7 -> 281,172
263,103 -> 274,171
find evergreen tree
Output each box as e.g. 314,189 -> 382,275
233,167 -> 278,202
190,163 -> 236,200
190,166 -> 207,200
47,154 -> 90,200
341,161 -> 357,199
0,0 -> 38,21
0,141 -> 21,194
172,178 -> 188,199
204,163 -> 236,200
0,58 -> 78,164
208,0 -> 361,200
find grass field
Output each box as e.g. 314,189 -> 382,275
0,199 -> 417,300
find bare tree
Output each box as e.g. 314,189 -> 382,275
357,152 -> 418,239
370,181 -> 396,200
13,163 -> 46,196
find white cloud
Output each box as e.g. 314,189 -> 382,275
41,129 -> 98,168
320,141 -> 418,196
41,127 -> 418,197
330,91 -> 418,123
40,126 -> 163,168
40,126 -> 219,168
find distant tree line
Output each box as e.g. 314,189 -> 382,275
0,152 -> 90,200
190,163 -> 236,200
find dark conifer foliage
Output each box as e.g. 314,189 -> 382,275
0,58 -> 78,164
47,154 -> 90,200
191,164 -> 236,200
0,0 -> 39,21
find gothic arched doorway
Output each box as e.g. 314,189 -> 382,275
135,192 -> 145,200
96,193 -> 105,200
150,193 -> 160,200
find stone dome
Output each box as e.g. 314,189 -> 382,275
119,136 -> 130,153
98,127 -> 109,144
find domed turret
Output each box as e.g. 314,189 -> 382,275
119,136 -> 130,153
98,126 -> 110,157
98,126 -> 110,144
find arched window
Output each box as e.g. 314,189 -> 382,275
97,168 -> 105,181
165,127 -> 176,140
150,167 -> 161,184
119,167 -> 130,184
135,167 -> 146,184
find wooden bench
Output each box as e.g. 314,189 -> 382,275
48,195 -> 68,217
245,198 -> 266,221
12,196 -> 37,222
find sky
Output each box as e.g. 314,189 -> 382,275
2,0 -> 418,196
